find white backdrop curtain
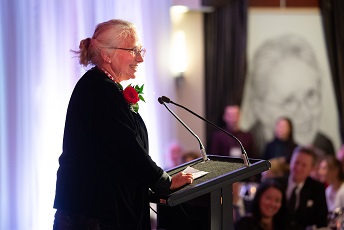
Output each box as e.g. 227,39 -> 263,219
0,1 -> 176,229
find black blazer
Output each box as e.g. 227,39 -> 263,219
53,67 -> 169,229
274,175 -> 328,229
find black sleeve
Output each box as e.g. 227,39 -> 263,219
150,171 -> 172,193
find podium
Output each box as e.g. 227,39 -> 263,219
150,155 -> 271,230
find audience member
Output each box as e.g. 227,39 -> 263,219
166,141 -> 183,169
315,157 -> 329,188
274,146 -> 328,230
210,105 -> 256,158
261,157 -> 289,181
337,144 -> 344,173
263,117 -> 297,163
309,147 -> 328,186
321,155 -> 344,212
234,179 -> 288,230
181,150 -> 200,163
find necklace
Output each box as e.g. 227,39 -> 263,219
100,67 -> 116,82
99,66 -> 123,91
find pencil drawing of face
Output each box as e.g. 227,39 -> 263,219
250,34 -> 322,145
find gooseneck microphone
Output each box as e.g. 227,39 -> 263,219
158,97 -> 208,162
160,96 -> 250,167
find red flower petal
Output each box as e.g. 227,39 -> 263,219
123,86 -> 139,104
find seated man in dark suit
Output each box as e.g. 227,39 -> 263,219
274,146 -> 328,230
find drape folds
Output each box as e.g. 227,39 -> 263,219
319,0 -> 344,143
202,0 -> 248,148
0,1 -> 173,229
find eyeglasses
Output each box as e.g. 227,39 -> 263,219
262,90 -> 321,114
112,47 -> 146,57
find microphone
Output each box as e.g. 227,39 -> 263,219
158,97 -> 208,162
160,96 -> 250,167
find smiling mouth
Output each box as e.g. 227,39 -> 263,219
130,65 -> 138,70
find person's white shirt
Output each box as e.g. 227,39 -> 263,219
326,182 -> 344,211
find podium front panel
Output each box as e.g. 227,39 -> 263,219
151,155 -> 270,230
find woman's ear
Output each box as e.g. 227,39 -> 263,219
100,52 -> 111,64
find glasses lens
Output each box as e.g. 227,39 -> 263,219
138,48 -> 146,57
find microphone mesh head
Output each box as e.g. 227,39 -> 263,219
162,96 -> 171,103
158,97 -> 164,104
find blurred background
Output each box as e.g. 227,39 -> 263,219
1,0 -> 343,229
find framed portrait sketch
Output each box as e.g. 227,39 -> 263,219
240,8 -> 340,157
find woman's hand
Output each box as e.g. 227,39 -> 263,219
170,172 -> 194,190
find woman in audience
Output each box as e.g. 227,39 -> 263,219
313,155 -> 328,187
263,117 -> 297,163
260,157 -> 289,181
181,150 -> 200,163
309,147 -> 328,188
321,155 -> 344,211
234,179 -> 288,230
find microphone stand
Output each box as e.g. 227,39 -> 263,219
161,96 -> 250,167
158,98 -> 208,162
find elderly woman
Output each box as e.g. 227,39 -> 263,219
52,19 -> 193,230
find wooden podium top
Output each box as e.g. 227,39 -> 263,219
151,155 -> 271,206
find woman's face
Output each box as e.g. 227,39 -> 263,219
110,35 -> 144,81
317,159 -> 328,183
259,187 -> 282,219
275,119 -> 291,141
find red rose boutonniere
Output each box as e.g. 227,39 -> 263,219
117,83 -> 145,113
